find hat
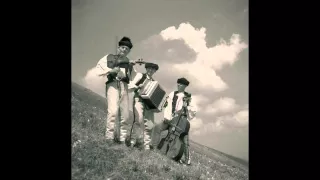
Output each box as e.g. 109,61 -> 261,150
118,36 -> 133,49
145,63 -> 159,71
177,77 -> 189,86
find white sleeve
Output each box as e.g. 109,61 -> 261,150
130,65 -> 138,81
187,97 -> 197,121
96,54 -> 112,76
128,73 -> 143,90
163,92 -> 174,121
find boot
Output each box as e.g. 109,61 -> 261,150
124,136 -> 132,147
184,145 -> 191,165
184,135 -> 191,165
128,139 -> 135,148
144,145 -> 151,150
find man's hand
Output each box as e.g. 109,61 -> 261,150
109,67 -> 120,75
183,100 -> 188,107
133,83 -> 144,90
116,70 -> 126,79
183,97 -> 191,107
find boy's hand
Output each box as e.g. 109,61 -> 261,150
137,84 -> 144,89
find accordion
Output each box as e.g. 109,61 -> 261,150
138,80 -> 167,112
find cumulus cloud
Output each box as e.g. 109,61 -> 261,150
190,97 -> 248,136
161,25 -> 247,71
233,110 -> 249,126
216,109 -> 249,128
191,94 -> 210,110
191,130 -> 201,136
136,22 -> 247,93
193,105 -> 249,135
204,97 -> 240,115
192,120 -> 224,135
159,23 -> 248,91
80,66 -> 107,97
190,117 -> 204,131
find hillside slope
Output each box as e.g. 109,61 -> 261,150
71,82 -> 248,180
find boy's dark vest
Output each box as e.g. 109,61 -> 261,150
172,91 -> 191,114
135,73 -> 147,86
163,91 -> 191,114
105,54 -> 133,84
134,73 -> 154,92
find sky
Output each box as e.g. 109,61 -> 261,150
72,0 -> 249,160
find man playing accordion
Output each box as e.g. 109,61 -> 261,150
152,77 -> 197,165
128,62 -> 159,150
95,36 -> 139,145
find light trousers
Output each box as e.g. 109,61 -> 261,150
130,96 -> 155,149
105,81 -> 131,142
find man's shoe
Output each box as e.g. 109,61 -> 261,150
179,159 -> 191,166
144,145 -> 151,150
113,138 -> 125,145
124,137 -> 132,147
128,140 -> 136,148
186,159 -> 191,166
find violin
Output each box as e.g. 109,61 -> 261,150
129,58 -> 145,65
98,56 -> 146,78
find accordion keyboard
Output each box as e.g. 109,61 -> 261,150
150,85 -> 166,108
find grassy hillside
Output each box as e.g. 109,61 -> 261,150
71,82 -> 248,180
190,140 -> 248,168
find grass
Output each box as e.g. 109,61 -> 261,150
72,82 -> 248,180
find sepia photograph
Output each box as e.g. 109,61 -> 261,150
72,0 -> 249,179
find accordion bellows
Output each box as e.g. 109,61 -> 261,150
139,81 -> 167,112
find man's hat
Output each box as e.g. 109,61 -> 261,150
118,36 -> 133,49
177,77 -> 189,86
145,62 -> 159,71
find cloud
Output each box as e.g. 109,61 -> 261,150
137,22 -> 247,93
193,105 -> 249,136
191,130 -> 201,136
161,24 -> 247,71
158,23 -> 248,91
216,109 -> 249,128
234,110 -> 249,125
80,66 -> 107,97
190,117 -> 204,131
204,97 -> 240,115
189,97 -> 248,136
192,120 -> 224,135
173,63 -> 228,92
191,94 -> 210,110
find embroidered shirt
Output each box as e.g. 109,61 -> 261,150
163,91 -> 197,121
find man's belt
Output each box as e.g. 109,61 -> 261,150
105,77 -> 129,85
